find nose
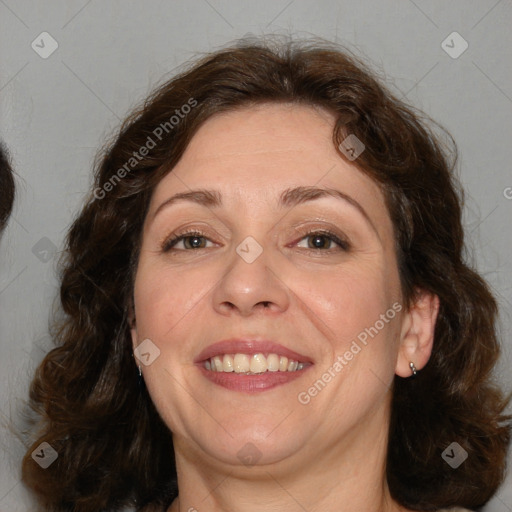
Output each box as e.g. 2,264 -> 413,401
211,242 -> 290,317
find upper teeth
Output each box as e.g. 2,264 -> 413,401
204,353 -> 306,373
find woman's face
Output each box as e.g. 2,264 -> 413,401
131,103 -> 406,469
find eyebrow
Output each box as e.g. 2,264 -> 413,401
152,186 -> 379,238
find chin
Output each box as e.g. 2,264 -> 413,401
201,432 -> 304,468
176,413 -> 308,467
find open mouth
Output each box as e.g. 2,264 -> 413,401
204,353 -> 312,374
195,339 -> 313,392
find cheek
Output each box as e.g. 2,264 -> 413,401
133,261 -> 209,339
132,264 -> 207,432
297,258 -> 395,347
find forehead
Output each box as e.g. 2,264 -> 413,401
150,103 -> 392,237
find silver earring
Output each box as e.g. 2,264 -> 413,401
137,364 -> 144,390
409,361 -> 417,376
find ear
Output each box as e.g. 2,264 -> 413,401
395,289 -> 440,377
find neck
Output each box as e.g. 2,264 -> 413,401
168,400 -> 407,512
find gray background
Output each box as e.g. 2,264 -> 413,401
1,1 -> 511,510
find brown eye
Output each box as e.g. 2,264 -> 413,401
182,235 -> 208,249
162,231 -> 213,252
307,234 -> 333,249
296,230 -> 350,251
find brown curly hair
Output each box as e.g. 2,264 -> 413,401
0,142 -> 15,230
21,37 -> 511,511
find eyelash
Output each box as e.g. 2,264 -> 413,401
161,228 -> 351,253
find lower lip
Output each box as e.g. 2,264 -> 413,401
197,365 -> 312,393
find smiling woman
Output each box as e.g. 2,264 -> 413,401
21,38 -> 510,512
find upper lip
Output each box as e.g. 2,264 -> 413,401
195,338 -> 313,364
